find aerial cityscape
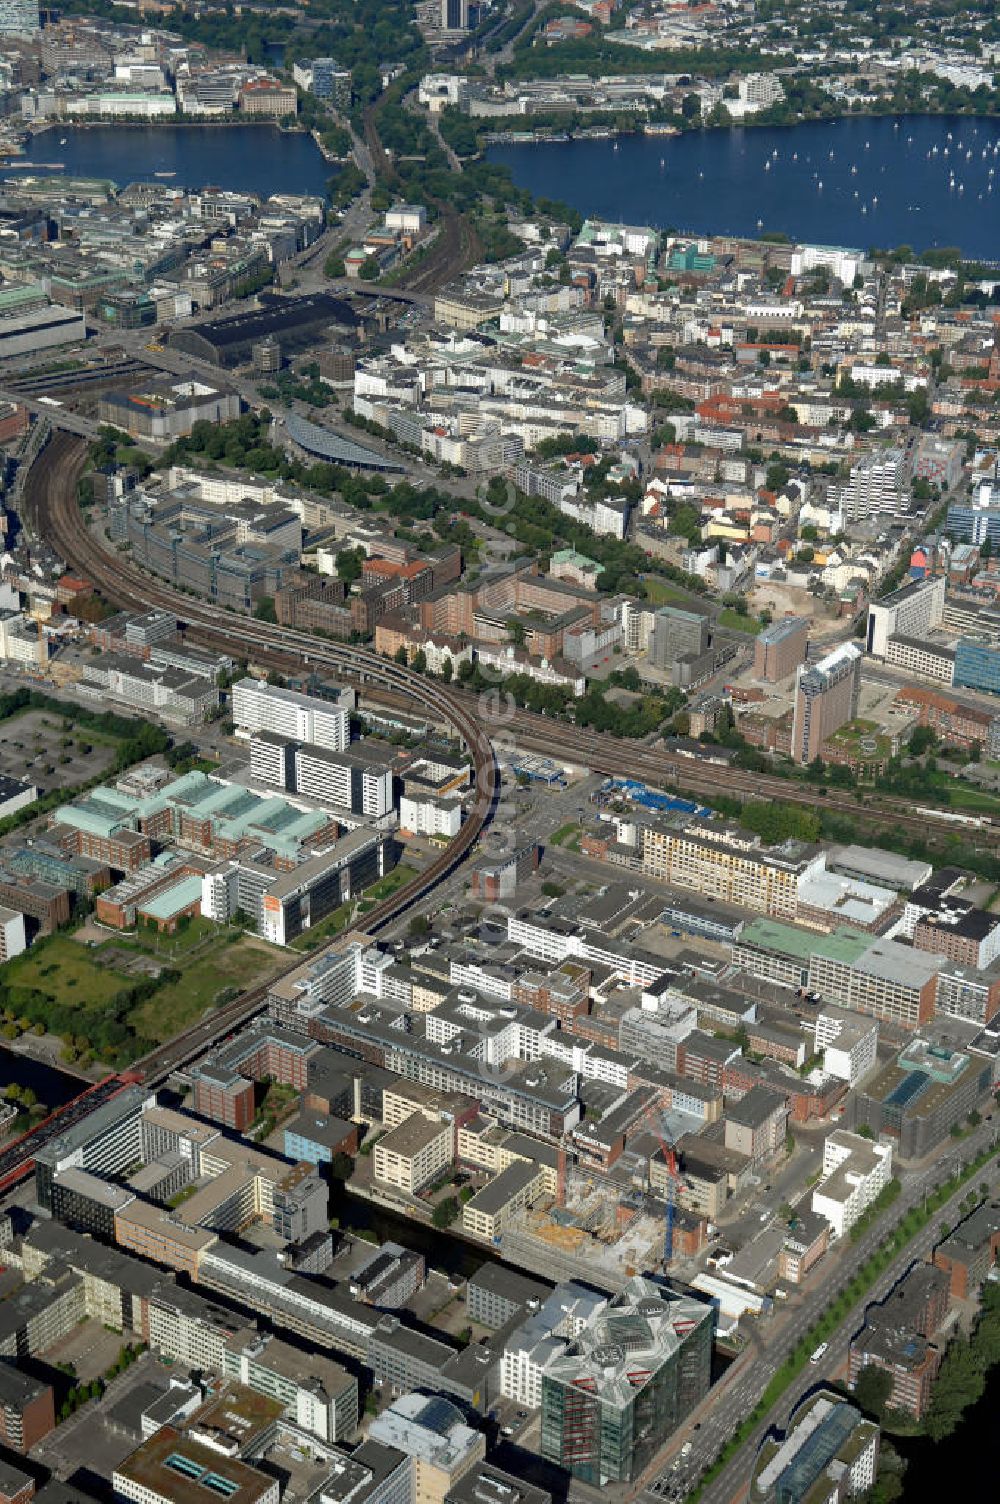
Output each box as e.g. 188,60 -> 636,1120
0,3 -> 998,1504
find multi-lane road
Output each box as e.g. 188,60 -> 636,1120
647,1121 -> 999,1504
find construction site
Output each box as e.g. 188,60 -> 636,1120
500,1165 -> 678,1292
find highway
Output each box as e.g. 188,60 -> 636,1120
22,431 -> 500,1085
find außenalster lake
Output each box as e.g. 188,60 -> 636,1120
488,113 -> 1000,259
14,123 -> 334,198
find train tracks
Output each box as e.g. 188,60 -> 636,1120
5,360 -> 154,400
24,431 -> 500,1080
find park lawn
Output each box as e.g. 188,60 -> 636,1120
718,608 -> 764,634
550,821 -> 581,847
2,933 -> 131,1010
130,937 -> 282,1041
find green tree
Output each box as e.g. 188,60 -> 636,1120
432,1197 -> 459,1229
853,1363 -> 893,1419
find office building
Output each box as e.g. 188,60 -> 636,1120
811,1130 -> 893,1240
441,0 -> 470,30
539,1276 -> 712,1484
0,907 -> 26,963
933,1201 -> 1000,1299
369,1394 -> 484,1504
648,606 -> 710,672
466,1265 -> 547,1331
777,1209 -> 830,1287
750,1391 -> 878,1504
34,1086 -> 153,1212
791,643 -> 861,764
866,576 -> 945,658
222,1332 -> 358,1443
754,616 -> 808,681
293,58 -> 352,109
848,1036 -> 991,1158
113,1427 -> 279,1504
954,635 -> 1000,696
373,1113 -> 453,1196
257,829 -> 391,947
446,1467 -> 550,1504
232,678 -> 349,751
0,1364 -> 55,1452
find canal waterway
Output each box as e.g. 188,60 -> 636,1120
488,113 -> 1000,259
0,1044 -> 84,1110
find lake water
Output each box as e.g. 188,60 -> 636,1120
488,113 -> 1000,260
15,123 -> 332,198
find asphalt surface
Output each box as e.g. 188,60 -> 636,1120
651,1122 -> 999,1504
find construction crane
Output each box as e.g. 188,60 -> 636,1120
644,1106 -> 683,1267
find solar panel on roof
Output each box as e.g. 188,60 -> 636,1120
417,1396 -> 462,1436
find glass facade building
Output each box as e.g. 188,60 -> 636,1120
540,1277 -> 713,1484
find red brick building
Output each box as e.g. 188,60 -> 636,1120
0,1365 -> 56,1452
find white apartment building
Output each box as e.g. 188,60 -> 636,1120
865,575 -> 946,658
834,448 -> 910,520
0,905 -> 26,962
811,1129 -> 893,1240
399,792 -> 463,839
232,678 -> 349,751
814,1007 -> 879,1086
500,1283 -> 607,1407
296,745 -> 392,818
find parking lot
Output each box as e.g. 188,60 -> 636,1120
0,708 -> 118,800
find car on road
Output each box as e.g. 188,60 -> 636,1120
810,1342 -> 829,1364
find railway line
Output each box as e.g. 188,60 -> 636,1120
24,431 -> 500,1081
5,360 -> 153,399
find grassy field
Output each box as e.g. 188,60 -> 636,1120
4,934 -> 116,1012
641,577 -> 694,607
1,925 -> 283,1062
945,783 -> 1000,814
130,938 -> 282,1039
718,608 -> 765,634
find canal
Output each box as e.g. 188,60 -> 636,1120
0,1045 -> 85,1111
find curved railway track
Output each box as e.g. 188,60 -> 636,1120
25,432 -> 499,1082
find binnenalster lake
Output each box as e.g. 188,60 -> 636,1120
14,122 -> 335,198
488,113 -> 1000,260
